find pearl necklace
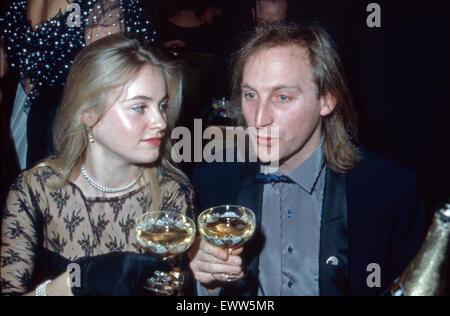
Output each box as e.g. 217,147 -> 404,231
80,165 -> 142,193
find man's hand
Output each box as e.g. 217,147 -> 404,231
189,236 -> 244,287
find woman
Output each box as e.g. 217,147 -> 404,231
1,34 -> 194,296
1,0 -> 156,170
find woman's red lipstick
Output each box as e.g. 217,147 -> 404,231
143,137 -> 162,146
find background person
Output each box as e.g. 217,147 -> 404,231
160,0 -> 220,54
252,0 -> 287,27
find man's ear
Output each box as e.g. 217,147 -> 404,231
82,111 -> 98,128
320,94 -> 337,117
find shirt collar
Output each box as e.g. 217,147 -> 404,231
289,140 -> 325,194
261,139 -> 325,194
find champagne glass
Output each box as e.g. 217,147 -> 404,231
198,205 -> 256,280
135,211 -> 196,295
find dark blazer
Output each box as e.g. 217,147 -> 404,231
192,149 -> 426,296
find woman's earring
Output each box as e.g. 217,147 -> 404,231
89,134 -> 95,144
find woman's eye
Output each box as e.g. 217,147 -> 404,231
159,103 -> 168,111
132,105 -> 146,113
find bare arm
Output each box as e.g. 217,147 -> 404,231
26,0 -> 46,30
0,45 -> 7,78
1,43 -> 6,102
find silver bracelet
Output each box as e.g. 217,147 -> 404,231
35,280 -> 52,296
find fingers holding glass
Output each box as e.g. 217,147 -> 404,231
135,211 -> 196,295
197,205 -> 255,283
190,239 -> 244,286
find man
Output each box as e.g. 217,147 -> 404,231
212,0 -> 288,100
252,0 -> 288,27
189,23 -> 426,296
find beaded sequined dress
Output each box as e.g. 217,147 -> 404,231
2,0 -> 157,169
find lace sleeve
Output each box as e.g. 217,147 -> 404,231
1,173 -> 42,295
160,174 -> 196,221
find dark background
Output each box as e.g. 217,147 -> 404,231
1,0 -> 449,294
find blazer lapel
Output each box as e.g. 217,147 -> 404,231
236,162 -> 264,295
236,162 -> 263,225
319,166 -> 350,296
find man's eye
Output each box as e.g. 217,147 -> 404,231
244,92 -> 256,99
279,95 -> 290,102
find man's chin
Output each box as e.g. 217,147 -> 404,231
255,150 -> 281,168
247,142 -> 281,165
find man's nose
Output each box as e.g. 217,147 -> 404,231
254,100 -> 273,128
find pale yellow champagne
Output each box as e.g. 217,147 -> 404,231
136,219 -> 195,259
199,216 -> 255,248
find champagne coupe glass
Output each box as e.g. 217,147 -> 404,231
135,211 -> 196,295
198,205 -> 256,280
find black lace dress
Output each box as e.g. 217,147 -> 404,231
1,166 -> 195,295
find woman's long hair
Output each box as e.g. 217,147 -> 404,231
41,34 -> 185,211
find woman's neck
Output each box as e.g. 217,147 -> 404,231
81,147 -> 141,190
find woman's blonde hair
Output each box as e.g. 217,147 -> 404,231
41,34 -> 185,211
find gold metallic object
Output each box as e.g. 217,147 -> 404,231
388,203 -> 449,296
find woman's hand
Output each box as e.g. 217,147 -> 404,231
188,236 -> 244,289
72,252 -> 170,296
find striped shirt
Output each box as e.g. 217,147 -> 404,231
258,141 -> 326,296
